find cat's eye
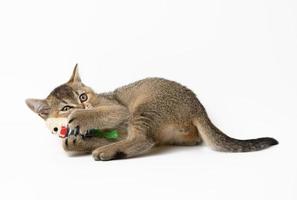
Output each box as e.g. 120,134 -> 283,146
79,93 -> 88,103
61,106 -> 72,112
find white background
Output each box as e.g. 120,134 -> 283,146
0,0 -> 296,200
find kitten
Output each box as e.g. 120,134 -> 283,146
26,65 -> 278,160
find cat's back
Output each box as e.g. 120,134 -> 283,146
114,77 -> 200,111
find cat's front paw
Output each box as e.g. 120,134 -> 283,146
67,110 -> 94,135
62,132 -> 87,152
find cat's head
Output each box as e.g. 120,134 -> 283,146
26,64 -> 96,135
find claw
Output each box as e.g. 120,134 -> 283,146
79,129 -> 89,137
85,130 -> 93,138
68,129 -> 75,136
74,126 -> 80,136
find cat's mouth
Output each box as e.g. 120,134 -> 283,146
83,103 -> 93,109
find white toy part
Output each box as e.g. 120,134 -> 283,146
45,117 -> 68,137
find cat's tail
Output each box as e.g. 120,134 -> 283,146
193,113 -> 278,152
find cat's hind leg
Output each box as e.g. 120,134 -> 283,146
158,123 -> 202,146
92,115 -> 155,161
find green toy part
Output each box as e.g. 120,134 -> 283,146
87,129 -> 119,140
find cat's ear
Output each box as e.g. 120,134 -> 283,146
68,64 -> 81,83
25,98 -> 50,119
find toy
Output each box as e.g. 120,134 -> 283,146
59,126 -> 68,138
45,117 -> 119,139
85,129 -> 119,139
60,126 -> 119,140
45,117 -> 68,137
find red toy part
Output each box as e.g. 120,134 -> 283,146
59,126 -> 68,138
